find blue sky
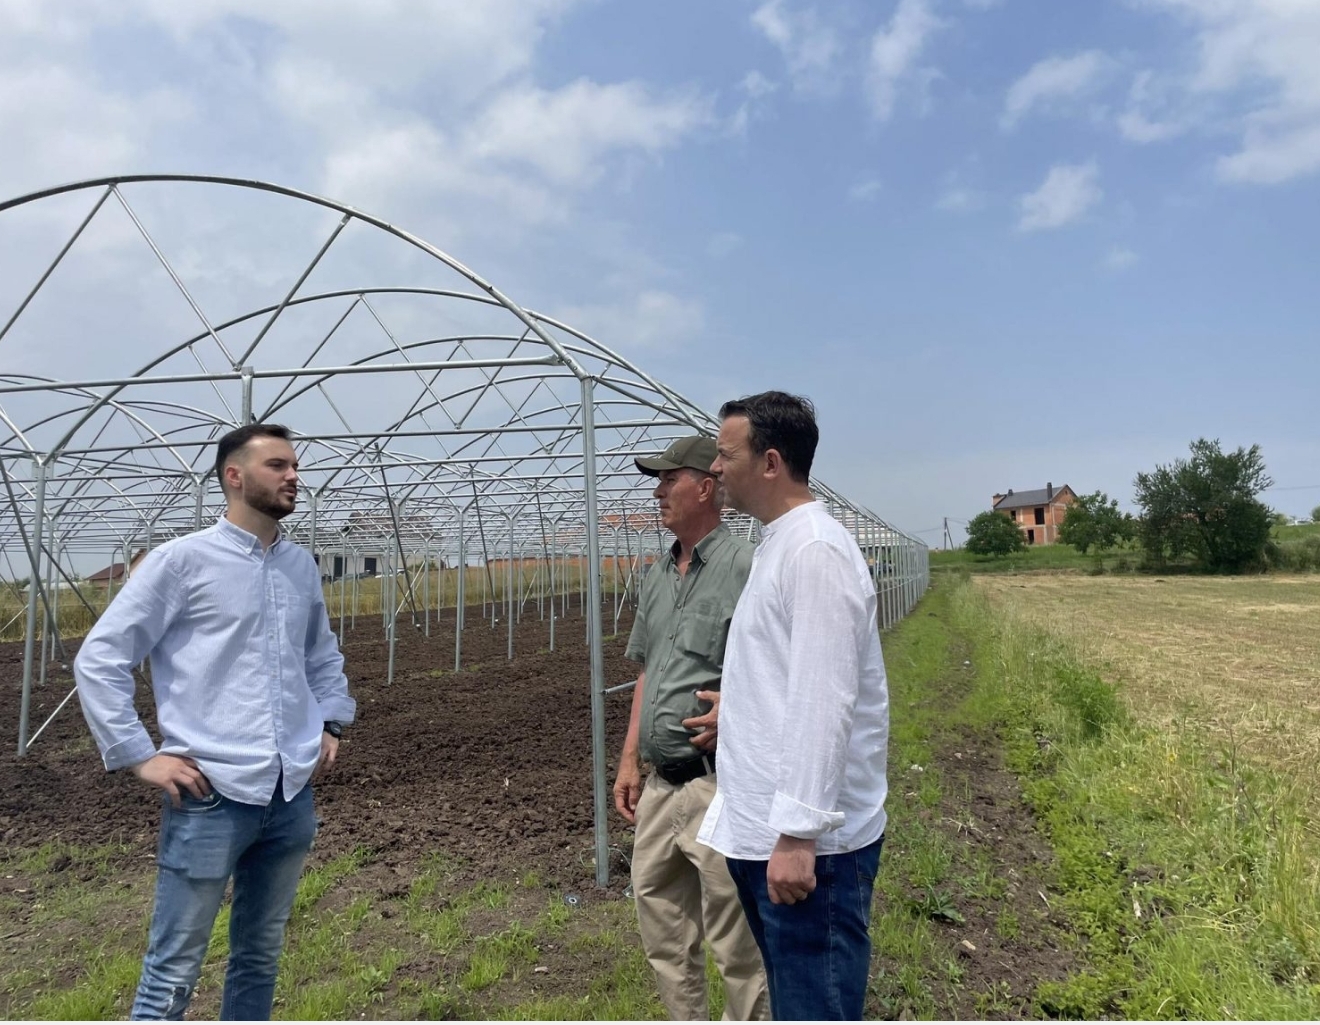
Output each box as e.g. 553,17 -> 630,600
1,0 -> 1318,543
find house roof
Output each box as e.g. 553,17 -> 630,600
993,485 -> 1074,511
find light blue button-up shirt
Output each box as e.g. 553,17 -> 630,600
75,516 -> 355,805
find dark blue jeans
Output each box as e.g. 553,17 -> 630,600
130,782 -> 317,1020
727,835 -> 883,1021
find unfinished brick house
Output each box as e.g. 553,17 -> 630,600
991,482 -> 1077,545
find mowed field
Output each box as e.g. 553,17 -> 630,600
973,574 -> 1320,787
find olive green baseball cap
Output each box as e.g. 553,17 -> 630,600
634,435 -> 718,477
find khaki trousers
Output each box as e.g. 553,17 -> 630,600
632,772 -> 770,1021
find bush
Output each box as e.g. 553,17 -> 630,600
965,510 -> 1026,558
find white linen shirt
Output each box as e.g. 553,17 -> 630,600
74,516 -> 355,805
698,501 -> 889,859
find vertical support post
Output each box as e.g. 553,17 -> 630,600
240,365 -> 254,423
18,459 -> 48,757
611,525 -> 622,635
580,378 -> 610,887
338,530 -> 348,643
506,513 -> 516,661
386,519 -> 398,687
307,490 -> 318,555
455,511 -> 467,671
423,535 -> 431,638
40,510 -> 57,689
193,475 -> 205,532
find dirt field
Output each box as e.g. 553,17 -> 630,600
0,600 -> 636,891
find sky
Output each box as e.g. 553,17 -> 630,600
1,0 -> 1318,545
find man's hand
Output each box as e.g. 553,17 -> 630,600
613,754 -> 643,824
311,733 -> 339,783
681,689 -> 720,753
767,834 -> 817,905
132,753 -> 211,809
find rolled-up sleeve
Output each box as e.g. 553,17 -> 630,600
73,551 -> 182,770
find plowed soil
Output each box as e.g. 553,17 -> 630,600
0,599 -> 636,891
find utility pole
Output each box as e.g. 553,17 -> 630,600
943,517 -> 954,550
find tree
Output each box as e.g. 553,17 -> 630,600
1133,438 -> 1273,573
1311,504 -> 1320,524
1059,491 -> 1136,555
965,510 -> 1027,557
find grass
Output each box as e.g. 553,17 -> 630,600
953,573 -> 1320,1018
930,541 -> 1140,576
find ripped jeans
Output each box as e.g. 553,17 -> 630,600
130,782 -> 316,1021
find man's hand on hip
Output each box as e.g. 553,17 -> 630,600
132,753 -> 211,809
767,834 -> 817,905
613,755 -> 643,824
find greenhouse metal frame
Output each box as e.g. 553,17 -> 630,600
0,175 -> 929,885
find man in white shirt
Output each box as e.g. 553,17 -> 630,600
697,391 -> 889,1021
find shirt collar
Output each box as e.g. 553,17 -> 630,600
667,522 -> 728,566
215,515 -> 282,556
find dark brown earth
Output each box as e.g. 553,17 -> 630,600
0,593 -> 1075,1019
0,598 -> 636,894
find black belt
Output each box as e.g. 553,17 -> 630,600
654,753 -> 715,786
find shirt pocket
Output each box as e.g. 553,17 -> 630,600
677,600 -> 729,666
280,593 -> 312,644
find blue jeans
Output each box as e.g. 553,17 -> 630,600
130,782 -> 317,1021
727,836 -> 883,1021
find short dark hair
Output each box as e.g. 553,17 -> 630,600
215,423 -> 293,490
719,391 -> 817,484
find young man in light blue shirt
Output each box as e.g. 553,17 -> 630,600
75,423 -> 355,1021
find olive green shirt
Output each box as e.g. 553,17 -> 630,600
625,523 -> 753,767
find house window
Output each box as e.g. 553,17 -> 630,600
1005,509 -> 1015,521
1027,529 -> 1035,544
364,556 -> 378,575
1034,507 -> 1045,525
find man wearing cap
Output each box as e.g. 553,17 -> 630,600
613,435 -> 769,1021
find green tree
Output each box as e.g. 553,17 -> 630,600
1133,438 -> 1273,573
964,510 -> 1026,557
1058,491 -> 1136,554
1311,504 -> 1320,524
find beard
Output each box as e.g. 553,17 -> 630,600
244,483 -> 296,521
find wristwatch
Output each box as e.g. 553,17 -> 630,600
323,720 -> 343,739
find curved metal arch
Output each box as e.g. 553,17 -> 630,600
0,174 -> 595,458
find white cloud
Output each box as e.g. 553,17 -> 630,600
1103,246 -> 1139,271
1017,161 -> 1102,232
462,80 -> 713,188
1127,1 -> 1320,183
741,70 -> 778,99
750,0 -> 843,94
1116,69 -> 1185,143
1001,50 -> 1111,128
848,178 -> 883,202
555,289 -> 705,351
867,0 -> 944,121
728,69 -> 779,136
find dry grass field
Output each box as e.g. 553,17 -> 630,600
974,574 -> 1320,790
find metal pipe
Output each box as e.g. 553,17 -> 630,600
17,459 -> 48,756
580,378 -> 610,888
